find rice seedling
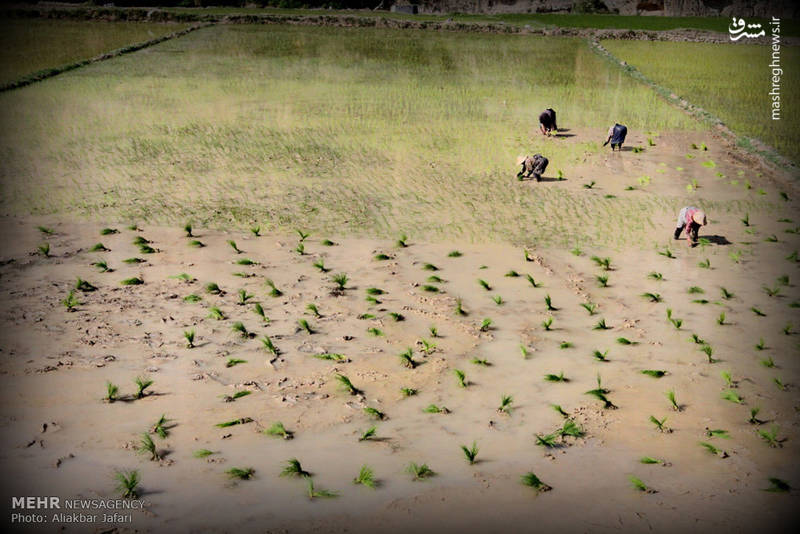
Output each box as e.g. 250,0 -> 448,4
721,371 -> 735,388
640,457 -> 664,465
629,476 -> 655,493
480,318 -> 493,332
353,465 -> 376,489
152,415 -> 170,439
334,373 -> 360,395
265,279 -> 283,297
658,247 -> 675,259
237,289 -> 254,305
399,348 -> 417,369
253,303 -> 268,323
701,345 -> 717,363
215,417 -> 253,428
477,279 -> 491,291
591,256 -> 612,271
188,240 -> 205,248
424,404 -> 449,414
471,357 -> 490,366
138,244 -> 156,254
461,441 -> 479,464
551,404 -> 569,418
641,370 -> 666,378
765,235 -> 779,243
235,258 -> 257,266
559,341 -> 573,349
400,387 -> 417,397
123,257 -> 145,264
226,358 -> 247,368
716,312 -> 726,326
755,338 -> 766,350
280,458 -> 310,478
373,253 -> 391,262
114,470 -> 140,499
633,146 -> 644,154
666,390 -> 680,411
426,275 -> 444,283
616,337 -> 636,346
571,246 -> 583,256
121,276 -> 144,286
365,295 -> 381,305
583,181 -> 596,189
705,428 -> 730,439
89,242 -> 109,253
773,377 -> 788,391
581,302 -> 597,315
297,318 -> 314,335
75,278 -> 97,292
729,250 -> 742,263
624,185 -> 636,190
787,251 -> 799,262
763,285 -> 781,297
766,478 -> 790,492
38,243 -> 50,257
593,350 -> 609,362
454,298 -> 467,316
783,323 -> 792,335
542,317 -> 553,331
421,285 -> 439,293
419,338 -> 437,355
367,327 -> 384,336
526,274 -> 540,288
183,329 -> 195,348
226,467 -> 255,480
699,441 -> 728,458
396,234 -> 408,248
306,478 -> 338,499
560,420 -> 584,438
757,427 -> 782,448
330,273 -> 348,292
544,294 -> 556,311
183,294 -> 201,303
207,306 -> 225,320
649,415 -> 670,433
687,286 -> 704,295
497,394 -> 513,415
37,226 -> 54,235
358,426 -> 377,442
227,240 -> 242,254
505,270 -> 520,278
535,433 -> 559,448
134,376 -> 153,399
524,249 -> 534,262
593,318 -> 610,330
693,298 -> 710,305
642,292 -> 662,302
231,322 -> 250,338
388,312 -> 404,322
447,250 -> 464,258
205,282 -> 222,295
422,263 -> 439,272
320,239 -> 335,247
62,290 -> 80,311
751,307 -> 766,317
249,226 -> 260,237
521,472 -> 551,493
454,369 -> 468,388
720,287 -> 734,300
105,381 -> 119,402
295,243 -> 306,256
313,353 -> 345,362
364,406 -> 386,420
544,372 -> 567,383
760,356 -> 775,368
749,407 -> 765,425
137,433 -> 159,461
721,390 -> 743,404
520,344 -> 530,359
492,295 -> 504,306
596,274 -> 609,288
132,236 -> 150,246
231,391 -> 251,400
407,463 -> 435,481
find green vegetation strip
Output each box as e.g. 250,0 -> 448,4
0,22 -> 212,93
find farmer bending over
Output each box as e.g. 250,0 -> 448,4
517,154 -> 548,181
602,123 -> 627,151
539,108 -> 557,136
674,206 -> 707,246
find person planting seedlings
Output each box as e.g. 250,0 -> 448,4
602,123 -> 627,151
538,108 -> 557,136
673,207 -> 707,246
516,154 -> 549,182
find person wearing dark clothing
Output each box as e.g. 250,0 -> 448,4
539,109 -> 557,136
517,154 -> 548,181
603,123 -> 627,150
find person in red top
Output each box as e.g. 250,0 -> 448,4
674,206 -> 707,246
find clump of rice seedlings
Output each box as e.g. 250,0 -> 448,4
544,294 -> 556,311
777,275 -> 789,286
591,256 -> 612,271
235,258 -> 257,266
581,302 -> 597,315
705,428 -> 730,439
493,394 -> 514,415
313,353 -> 345,362
231,322 -> 250,338
751,307 -> 766,317
766,478 -> 790,492
729,250 -> 742,263
454,298 -> 467,316
763,285 -> 781,297
787,251 -> 799,262
230,391 -> 251,400
205,282 -> 222,295
123,257 -> 145,265
521,472 -> 551,493
183,294 -> 201,303
641,370 -> 666,378
207,306 -> 225,320
237,289 -> 254,305
625,185 -> 636,190
357,425 -> 378,442
583,181 -> 596,189
121,276 -> 144,286
665,390 -> 681,411
302,303 -> 321,318
593,350 -> 609,362
138,244 -> 156,254
249,225 -> 260,237
419,263 -> 439,273
647,137 -> 656,146
429,325 -> 439,338
721,390 -> 743,404
37,226 -> 55,235
183,329 -> 196,348
773,377 -> 788,391
363,406 -> 386,420
461,441 -> 479,464
542,316 -> 553,331
134,376 -> 153,399
38,243 -> 50,257
639,456 -> 665,465
688,286 -> 704,294
632,146 -> 644,154
641,292 -> 661,302
749,407 -> 764,425
188,240 -> 205,248
760,356 -> 775,368
137,433 -> 159,461
505,270 -> 520,278
387,312 -> 404,322
226,467 -> 255,480
649,415 -> 670,433
492,295 -> 505,306
215,417 -> 253,428
320,239 -> 336,247
524,249 -> 534,262
132,236 -> 150,246
265,278 -> 282,297
593,318 -> 610,330
699,442 -> 728,458
335,373 -> 360,395
396,234 -> 408,248
309,258 -> 330,273
665,309 -> 682,329
692,299 -> 709,305
426,274 -> 445,284
721,371 -> 735,388
421,285 -> 439,293
407,462 -> 434,481
62,290 -> 80,311
478,318 -> 493,332
535,433 -> 559,448
181,223 -> 193,237
454,369 -> 468,388
629,476 -> 655,493
374,253 -> 392,261
571,246 -> 583,256
424,404 -> 449,414
262,422 -> 293,440
306,478 -> 337,499
475,279 -> 492,292
329,273 -> 348,293
253,303 -> 268,323
551,404 -> 569,418
526,274 -> 540,288
544,372 -> 567,383
75,277 -> 98,292
115,470 -> 140,499
400,387 -> 417,397
717,312 -> 726,325
596,274 -> 609,288
616,337 -> 636,346
560,419 -> 584,438
398,348 -> 417,369
152,414 -> 170,438
658,247 -> 675,259
89,243 -> 109,253
755,338 -> 766,351
559,341 -> 573,349
170,273 -> 193,282
415,338 -> 436,356
701,345 -> 716,363
297,318 -> 314,335
105,381 -> 119,402
353,465 -> 377,489
227,240 -> 242,254
765,235 -> 778,243
226,358 -> 247,368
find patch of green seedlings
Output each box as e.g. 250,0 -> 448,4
367,327 -> 384,337
596,274 -> 609,288
313,353 -> 345,361
295,242 -> 305,255
766,478 -> 790,492
388,312 -> 404,322
363,406 -> 386,420
751,307 -> 766,317
227,240 -> 242,254
571,246 -> 582,256
760,356 -> 775,368
717,312 -> 726,325
424,404 -> 449,414
639,456 -> 666,465
188,240 -> 205,248
559,341 -> 573,349
421,285 -> 439,293
253,303 -> 268,323
399,348 -> 417,369
237,289 -> 254,305
585,388 -> 616,409
335,374 -> 360,395
593,350 -> 609,362
249,225 -> 260,237
120,276 -> 144,286
422,263 -> 439,272
581,302 -> 597,315
461,441 -> 479,465
475,279 -> 491,292
358,426 -> 377,442
649,415 -> 670,433
535,432 -> 559,448
526,274 -> 540,288
265,279 -> 282,297
524,249 -> 534,262
313,258 -> 330,272
183,294 -> 201,303
183,223 -> 193,237
505,270 -> 520,278
231,322 -> 249,338
666,309 -> 682,329
454,369 -> 468,388
583,180 -> 596,189
641,370 -> 666,378
629,476 -> 656,493
137,433 -> 159,461
544,372 -> 567,383
705,428 -> 730,439
89,242 -> 109,252
429,325 -> 439,337
497,394 -> 513,415
231,391 -> 251,400
235,258 -> 257,266
37,226 -> 55,235
264,422 -> 293,440
226,358 -> 247,368
123,257 -> 145,264
721,390 -> 743,404
593,318 -> 610,330
765,234 -> 779,243
454,298 -> 467,316
62,290 -> 80,311
205,282 -> 222,295
396,234 -> 408,248
544,294 -> 556,311
616,337 -> 636,346
448,250 -> 462,257
226,467 -> 255,481
699,442 -> 728,458
749,407 -> 765,425
419,339 -> 437,355
183,329 -> 195,348
75,278 -> 97,292
700,344 -> 716,363
137,244 -> 155,254
297,318 -> 314,335
331,273 -> 348,292
471,357 -> 490,366
774,377 -> 788,391
306,478 -> 338,499
658,247 -> 675,259
559,420 -> 584,438
665,390 -> 681,411
105,381 -> 119,402
641,292 -> 662,303
215,417 -> 253,428
115,470 -> 140,499
521,472 -> 551,493
542,316 -> 553,331
134,376 -> 153,399
132,236 -> 149,246
755,338 -> 766,351
591,256 -> 612,271
492,295 -> 504,305
152,415 -> 170,439
207,306 -> 225,320
353,465 -> 376,489
407,463 -> 434,481
551,404 -> 569,418
480,318 -> 493,332
400,387 -> 417,397
763,284 -> 781,297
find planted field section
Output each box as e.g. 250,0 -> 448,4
0,25 -> 701,245
602,40 -> 800,164
0,19 -> 190,85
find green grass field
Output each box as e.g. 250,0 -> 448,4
0,19 -> 190,85
602,40 -> 800,164
0,23 -> 718,247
